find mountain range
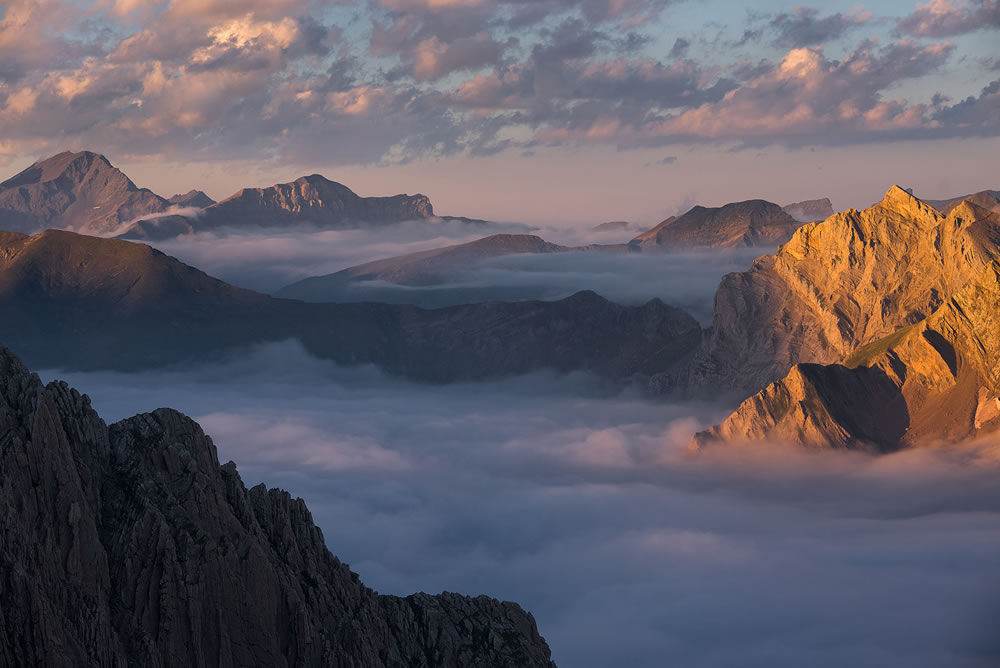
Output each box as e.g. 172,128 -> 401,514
118,174 -> 451,241
0,345 -> 555,666
0,151 -> 475,239
1,150 -> 830,252
4,148 -> 1000,456
0,229 -> 701,382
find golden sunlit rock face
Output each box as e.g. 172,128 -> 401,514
685,187 -> 1000,398
696,200 -> 1000,450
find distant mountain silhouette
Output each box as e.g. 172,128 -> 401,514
782,198 -> 834,222
168,189 -> 216,208
119,174 -> 477,241
630,200 -> 802,249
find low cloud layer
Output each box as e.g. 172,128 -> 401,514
42,341 -> 1000,668
150,219 -> 532,292
147,222 -> 763,321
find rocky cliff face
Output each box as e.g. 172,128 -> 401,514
694,261 -> 1000,450
119,174 -> 435,240
629,200 -> 801,249
685,187 -> 1000,397
0,151 -> 170,235
782,198 -> 834,223
0,345 -> 556,667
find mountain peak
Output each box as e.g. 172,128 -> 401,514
0,150 -> 169,234
168,190 -> 215,208
1,150 -> 112,189
878,185 -> 937,220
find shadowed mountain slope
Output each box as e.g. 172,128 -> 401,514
0,151 -> 170,235
0,229 -> 700,382
0,345 -> 555,667
694,261 -> 1000,450
629,199 -> 802,250
681,187 -> 1000,398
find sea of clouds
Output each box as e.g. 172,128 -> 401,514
42,342 -> 1000,668
147,221 -> 766,323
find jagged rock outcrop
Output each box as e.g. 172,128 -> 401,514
629,200 -> 802,250
694,261 -> 1000,450
119,174 -> 439,240
168,190 -> 216,208
0,229 -> 701,381
0,151 -> 170,235
0,345 -> 555,666
782,198 -> 834,223
685,187 -> 1000,397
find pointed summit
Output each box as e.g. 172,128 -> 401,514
878,185 -> 937,220
0,149 -> 170,235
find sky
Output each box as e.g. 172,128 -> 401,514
41,342 -> 1000,668
0,0 -> 998,223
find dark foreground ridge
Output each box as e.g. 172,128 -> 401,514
0,345 -> 556,667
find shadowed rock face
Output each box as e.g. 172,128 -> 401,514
694,261 -> 1000,450
0,229 -> 701,382
630,200 -> 801,249
782,198 -> 834,223
684,187 -> 1000,398
0,151 -> 170,235
120,174 -> 439,240
0,345 -> 556,667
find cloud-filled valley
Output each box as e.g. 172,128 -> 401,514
1,1 -> 998,663
41,341 -> 1000,668
150,222 -> 763,321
